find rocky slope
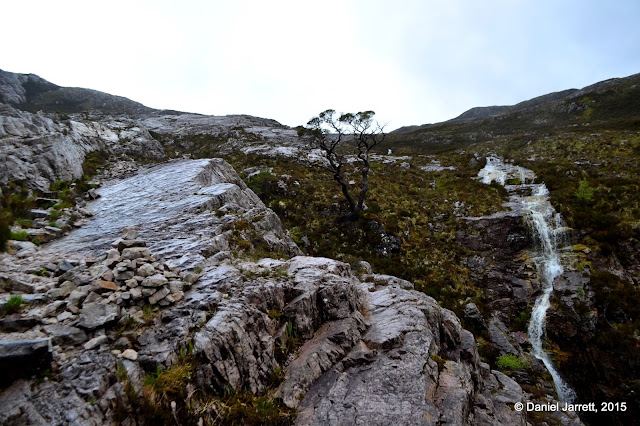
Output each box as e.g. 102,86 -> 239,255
0,156 -> 549,425
4,67 -> 638,424
0,69 -> 302,192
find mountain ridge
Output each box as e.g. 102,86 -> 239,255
392,72 -> 640,136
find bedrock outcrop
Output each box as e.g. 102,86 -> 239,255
0,253 -> 528,426
0,156 -> 531,425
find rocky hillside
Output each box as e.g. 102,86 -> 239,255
2,68 -> 639,425
0,69 -> 299,192
391,72 -> 640,154
0,69 -> 153,116
1,156 -> 543,425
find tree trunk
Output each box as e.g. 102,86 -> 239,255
334,173 -> 357,214
356,157 -> 370,214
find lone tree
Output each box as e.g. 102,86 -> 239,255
299,109 -> 386,221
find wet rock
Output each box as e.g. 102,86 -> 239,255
121,247 -> 152,261
148,287 -> 170,304
293,282 -> 525,425
43,325 -> 87,346
77,302 -> 119,330
84,335 -> 108,350
0,339 -> 52,386
487,316 -> 519,355
141,273 -> 168,288
464,302 -> 487,332
121,349 -> 138,361
136,263 -> 155,277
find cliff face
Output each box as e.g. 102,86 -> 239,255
0,157 -> 531,425
0,101 -> 165,190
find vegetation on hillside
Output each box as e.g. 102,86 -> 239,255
0,150 -> 107,250
224,151 -> 509,317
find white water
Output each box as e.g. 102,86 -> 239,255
478,156 -> 576,403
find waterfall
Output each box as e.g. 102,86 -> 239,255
522,184 -> 577,403
478,156 -> 576,403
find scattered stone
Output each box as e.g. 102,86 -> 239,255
101,269 -> 114,282
168,281 -> 184,293
148,287 -> 170,305
141,273 -> 168,288
141,288 -> 155,298
113,267 -> 134,281
84,291 -> 102,304
136,263 -> 155,277
121,349 -> 138,361
183,273 -> 199,284
83,335 -> 108,350
42,300 -> 66,317
121,226 -> 139,240
121,247 -> 151,261
84,255 -> 100,266
86,188 -> 100,200
96,280 -> 118,292
114,337 -> 131,350
45,226 -> 63,235
77,303 -> 119,330
43,325 -> 87,346
116,239 -> 146,252
29,209 -> 50,219
0,315 -> 40,332
130,287 -> 143,300
56,311 -> 74,322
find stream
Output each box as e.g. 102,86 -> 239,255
478,156 -> 577,403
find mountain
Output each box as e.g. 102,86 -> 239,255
391,72 -> 640,154
0,69 -> 296,191
1,68 -> 639,425
0,69 -> 154,116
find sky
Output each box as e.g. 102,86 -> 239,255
2,0 -> 640,130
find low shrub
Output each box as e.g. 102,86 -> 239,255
496,354 -> 529,372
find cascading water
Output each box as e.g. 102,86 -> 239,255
478,156 -> 576,403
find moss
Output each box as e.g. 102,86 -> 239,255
496,354 -> 529,372
431,354 -> 447,370
9,230 -> 29,241
268,309 -> 283,320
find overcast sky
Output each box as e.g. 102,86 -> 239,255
3,0 -> 640,130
